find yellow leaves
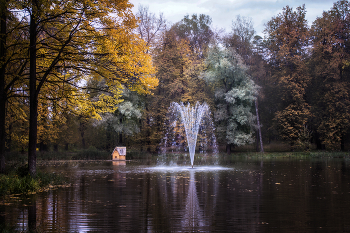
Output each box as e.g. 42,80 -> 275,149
94,86 -> 123,115
131,74 -> 158,95
93,23 -> 157,97
39,0 -> 157,123
342,60 -> 350,70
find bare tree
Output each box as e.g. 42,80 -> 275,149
136,5 -> 166,53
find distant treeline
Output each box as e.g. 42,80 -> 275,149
2,1 -> 350,174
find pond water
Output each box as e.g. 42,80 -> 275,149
2,156 -> 350,232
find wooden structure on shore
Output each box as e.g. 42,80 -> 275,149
112,147 -> 126,160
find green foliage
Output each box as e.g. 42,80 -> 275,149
0,174 -> 38,196
0,165 -> 66,197
203,45 -> 259,147
75,146 -> 110,160
4,2 -> 350,156
0,224 -> 17,233
110,89 -> 143,136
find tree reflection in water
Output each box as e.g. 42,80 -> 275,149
2,159 -> 350,232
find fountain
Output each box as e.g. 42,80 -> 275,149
162,102 -> 218,167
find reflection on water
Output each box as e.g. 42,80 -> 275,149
182,170 -> 211,231
112,161 -> 126,166
1,158 -> 350,232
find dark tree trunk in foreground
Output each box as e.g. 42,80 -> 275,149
28,2 -> 38,176
28,199 -> 37,231
0,1 -> 6,174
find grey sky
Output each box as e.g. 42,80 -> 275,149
129,0 -> 336,36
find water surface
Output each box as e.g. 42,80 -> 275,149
1,157 -> 350,232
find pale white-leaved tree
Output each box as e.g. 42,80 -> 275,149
203,45 -> 259,153
94,88 -> 142,147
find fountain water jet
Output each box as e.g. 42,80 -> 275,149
162,102 -> 217,167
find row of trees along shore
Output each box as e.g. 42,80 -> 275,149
2,0 -> 350,175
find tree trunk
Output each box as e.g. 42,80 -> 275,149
226,144 -> 231,154
79,119 -> 86,149
28,199 -> 37,232
341,135 -> 345,151
146,115 -> 151,152
81,131 -> 86,149
0,0 -> 6,174
255,98 -> 264,153
80,128 -> 85,149
314,132 -> 324,150
28,3 -> 38,176
0,84 -> 5,175
106,121 -> 111,150
118,132 -> 123,145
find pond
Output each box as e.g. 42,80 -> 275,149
1,156 -> 350,232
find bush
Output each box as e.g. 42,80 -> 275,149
0,165 -> 66,197
0,174 -> 39,196
74,146 -> 110,160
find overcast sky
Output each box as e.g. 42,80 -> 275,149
128,0 -> 336,36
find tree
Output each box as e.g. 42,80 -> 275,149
134,5 -> 166,152
0,0 -> 7,173
0,0 -> 29,173
203,45 -> 259,153
223,15 -> 255,63
173,14 -> 213,58
36,86 -> 67,151
139,29 -> 195,152
310,0 -> 350,150
264,5 -> 311,150
138,25 -> 213,152
1,0 -> 157,175
93,88 -> 143,149
224,15 -> 265,152
5,95 -> 29,153
136,4 -> 166,53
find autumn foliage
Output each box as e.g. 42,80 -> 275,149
2,0 -> 350,174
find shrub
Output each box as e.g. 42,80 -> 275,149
74,146 -> 110,160
0,165 -> 66,197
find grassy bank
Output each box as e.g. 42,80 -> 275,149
219,151 -> 350,160
4,146 -> 111,162
5,147 -> 350,163
0,164 -> 67,197
4,147 -> 154,163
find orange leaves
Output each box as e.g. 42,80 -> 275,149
309,1 -> 350,150
265,5 -> 311,148
274,103 -> 310,144
266,5 -> 309,67
316,81 -> 350,150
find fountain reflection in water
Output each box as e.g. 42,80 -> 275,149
182,171 -> 206,228
161,102 -> 218,167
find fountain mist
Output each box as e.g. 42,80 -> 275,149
162,102 -> 218,167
